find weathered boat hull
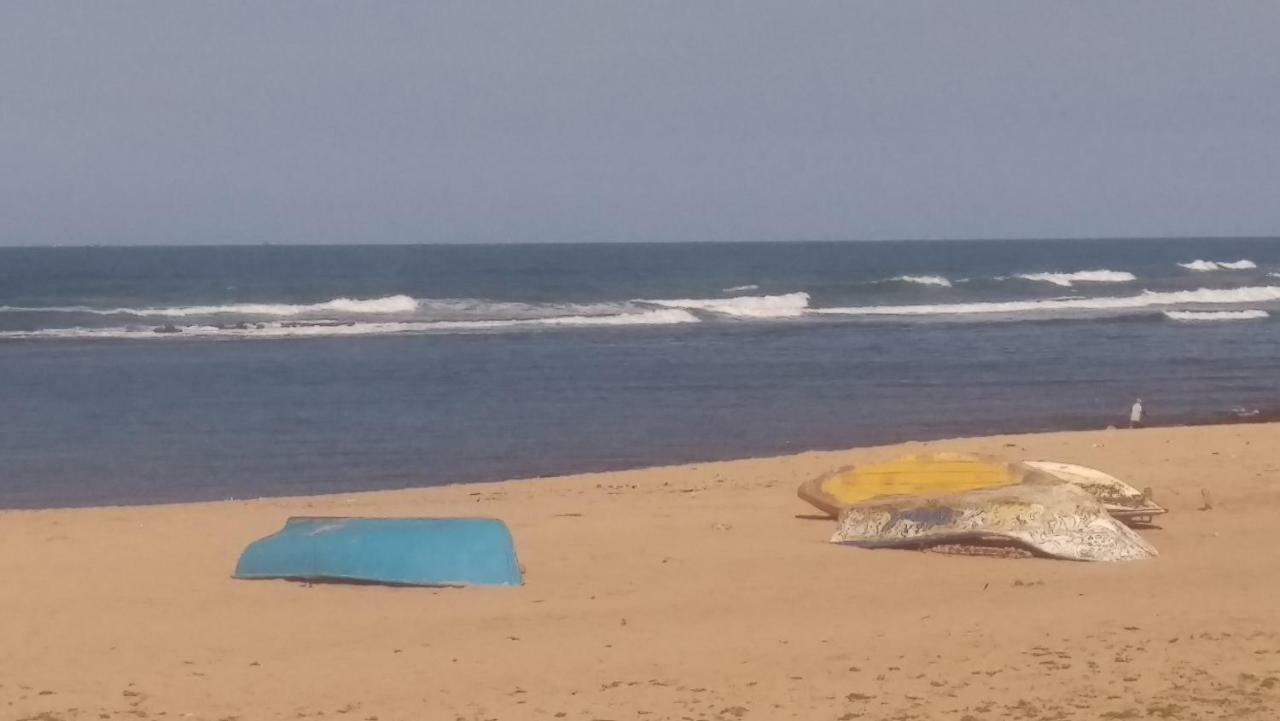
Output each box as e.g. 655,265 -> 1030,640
1025,461 -> 1167,523
830,483 -> 1158,562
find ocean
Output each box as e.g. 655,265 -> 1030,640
2,237 -> 1279,508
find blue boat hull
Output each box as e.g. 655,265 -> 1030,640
234,517 -> 523,587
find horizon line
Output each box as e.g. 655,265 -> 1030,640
2,234 -> 1278,250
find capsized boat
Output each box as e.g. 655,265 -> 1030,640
830,482 -> 1158,562
798,453 -> 1165,526
798,452 -> 1053,518
1024,461 -> 1166,525
234,517 -> 523,587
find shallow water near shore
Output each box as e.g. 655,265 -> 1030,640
3,237 -> 1279,508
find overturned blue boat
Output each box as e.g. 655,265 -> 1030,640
234,517 -> 523,587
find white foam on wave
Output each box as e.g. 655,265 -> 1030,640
538,309 -> 699,327
1164,309 -> 1269,322
642,292 -> 810,318
0,308 -> 701,341
893,275 -> 952,287
413,298 -> 638,322
814,285 -> 1280,317
1015,270 -> 1136,287
721,284 -> 760,293
0,294 -> 421,317
1179,259 -> 1257,271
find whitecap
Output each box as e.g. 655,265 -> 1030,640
1014,270 -> 1136,287
814,285 -> 1280,317
892,275 -> 952,287
641,292 -> 811,318
1179,259 -> 1257,271
1164,310 -> 1269,322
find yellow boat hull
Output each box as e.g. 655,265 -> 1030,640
798,452 -> 1045,518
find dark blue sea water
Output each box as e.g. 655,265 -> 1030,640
3,238 -> 1280,508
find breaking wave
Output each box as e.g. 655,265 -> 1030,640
642,292 -> 811,318
814,286 -> 1280,317
721,284 -> 759,293
10,281 -> 1280,340
1014,270 -> 1136,287
1164,310 -> 1270,322
0,309 -> 702,341
2,292 -> 814,321
1179,259 -> 1257,271
893,275 -> 952,287
0,294 -> 420,317
411,298 -> 635,321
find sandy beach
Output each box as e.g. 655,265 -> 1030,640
4,423 -> 1280,720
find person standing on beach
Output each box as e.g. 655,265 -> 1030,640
1129,398 -> 1144,429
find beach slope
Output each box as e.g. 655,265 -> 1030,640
4,424 -> 1280,720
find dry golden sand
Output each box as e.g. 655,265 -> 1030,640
4,424 -> 1280,720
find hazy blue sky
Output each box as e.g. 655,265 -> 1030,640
2,3 -> 1278,245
